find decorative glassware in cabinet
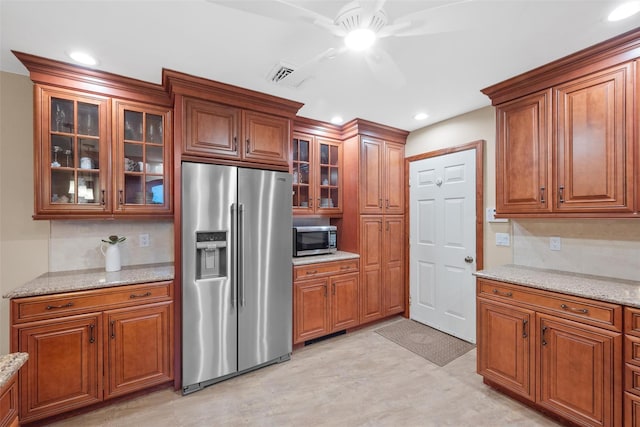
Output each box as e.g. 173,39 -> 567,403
122,110 -> 164,206
319,142 -> 339,209
49,97 -> 101,206
292,137 -> 311,209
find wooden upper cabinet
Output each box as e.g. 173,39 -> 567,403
243,110 -> 289,166
496,90 -> 552,213
183,97 -> 240,158
554,63 -> 634,213
482,30 -> 640,218
35,86 -> 111,217
292,131 -> 343,215
181,96 -> 290,168
113,100 -> 172,214
360,138 -> 405,215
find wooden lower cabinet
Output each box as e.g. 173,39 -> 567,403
0,370 -> 20,427
11,282 -> 173,424
477,278 -> 622,427
360,216 -> 405,324
625,392 -> 640,427
105,302 -> 173,399
293,260 -> 359,344
477,298 -> 535,400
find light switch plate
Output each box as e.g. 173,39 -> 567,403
139,233 -> 150,247
495,232 -> 510,246
486,208 -> 509,223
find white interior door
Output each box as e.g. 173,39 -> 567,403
409,149 -> 477,343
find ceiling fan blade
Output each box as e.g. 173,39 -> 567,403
363,46 -> 406,88
279,47 -> 346,87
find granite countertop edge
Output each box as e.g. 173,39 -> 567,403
3,262 -> 175,299
474,264 -> 640,308
292,251 -> 360,266
0,352 -> 28,389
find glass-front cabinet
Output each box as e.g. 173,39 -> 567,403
38,88 -> 110,215
292,132 -> 342,215
34,86 -> 171,218
114,101 -> 171,213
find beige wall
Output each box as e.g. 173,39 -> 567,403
0,72 -> 50,354
405,106 -> 512,270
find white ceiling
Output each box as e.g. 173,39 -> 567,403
1,1 -> 639,131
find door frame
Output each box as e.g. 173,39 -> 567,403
403,139 -> 485,318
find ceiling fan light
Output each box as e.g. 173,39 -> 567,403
344,28 -> 376,51
607,1 -> 640,21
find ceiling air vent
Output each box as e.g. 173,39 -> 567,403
267,61 -> 310,88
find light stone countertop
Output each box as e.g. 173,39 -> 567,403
0,352 -> 28,389
3,263 -> 174,299
292,251 -> 360,266
474,264 -> 640,308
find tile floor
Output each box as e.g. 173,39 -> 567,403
49,317 -> 560,426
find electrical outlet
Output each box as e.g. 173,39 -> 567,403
495,232 -> 510,247
139,233 -> 150,247
486,207 -> 509,223
550,236 -> 561,251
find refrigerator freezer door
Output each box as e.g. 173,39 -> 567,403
237,169 -> 293,371
182,162 -> 238,389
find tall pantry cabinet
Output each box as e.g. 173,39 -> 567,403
338,119 -> 409,324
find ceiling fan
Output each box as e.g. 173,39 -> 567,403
209,0 -> 473,87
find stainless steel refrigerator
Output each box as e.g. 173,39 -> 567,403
181,162 -> 292,394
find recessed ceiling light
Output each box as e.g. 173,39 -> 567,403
330,116 -> 344,125
344,29 -> 376,51
414,112 -> 429,121
68,51 -> 98,66
608,1 -> 640,21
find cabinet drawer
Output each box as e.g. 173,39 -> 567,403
478,279 -> 622,331
294,259 -> 359,280
627,363 -> 640,396
627,335 -> 640,366
626,307 -> 640,336
12,281 -> 172,323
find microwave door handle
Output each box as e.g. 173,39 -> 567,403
238,203 -> 245,307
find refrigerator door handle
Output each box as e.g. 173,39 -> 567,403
238,203 -> 245,307
230,203 -> 237,308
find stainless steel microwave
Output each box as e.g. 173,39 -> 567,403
292,226 -> 337,257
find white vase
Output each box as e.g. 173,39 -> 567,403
101,243 -> 121,272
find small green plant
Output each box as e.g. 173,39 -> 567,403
101,235 -> 126,245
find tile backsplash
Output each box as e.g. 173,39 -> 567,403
513,219 -> 640,281
50,220 -> 173,272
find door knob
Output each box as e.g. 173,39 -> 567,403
464,256 -> 474,263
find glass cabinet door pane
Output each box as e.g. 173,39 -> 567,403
146,145 -> 163,174
145,176 -> 164,204
79,138 -> 100,170
51,135 -> 73,167
320,144 -> 328,164
329,145 -> 338,166
51,98 -> 74,133
77,172 -> 99,204
146,114 -> 163,144
124,110 -> 143,141
78,103 -> 99,136
50,169 -> 75,203
299,140 -> 309,162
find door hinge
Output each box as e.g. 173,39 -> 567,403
409,295 -> 412,305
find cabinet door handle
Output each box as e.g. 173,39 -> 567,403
492,289 -> 513,297
560,303 -> 588,314
540,187 -> 545,204
90,324 -> 95,344
129,291 -> 152,299
340,265 -> 351,270
119,189 -> 124,205
559,185 -> 564,203
305,270 -> 318,275
101,189 -> 106,206
233,136 -> 237,151
46,302 -> 73,310
324,284 -> 327,297
110,320 -> 115,339
541,326 -> 548,346
522,319 -> 528,338
246,139 -> 250,153
309,199 -> 313,208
